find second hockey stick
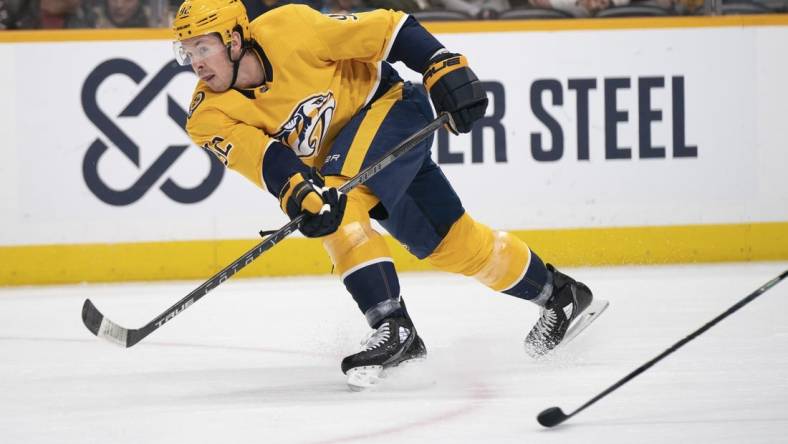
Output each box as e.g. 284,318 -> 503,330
81,113 -> 450,348
537,269 -> 788,428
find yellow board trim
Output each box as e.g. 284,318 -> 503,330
1,222 -> 786,286
2,15 -> 788,43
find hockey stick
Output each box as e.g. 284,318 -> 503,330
81,113 -> 450,348
537,269 -> 788,428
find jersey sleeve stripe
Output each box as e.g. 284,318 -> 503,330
362,61 -> 383,109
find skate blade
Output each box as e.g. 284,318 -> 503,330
346,357 -> 428,392
525,299 -> 610,358
346,365 -> 385,391
562,299 -> 610,345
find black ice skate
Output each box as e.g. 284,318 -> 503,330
525,265 -> 609,357
341,316 -> 426,390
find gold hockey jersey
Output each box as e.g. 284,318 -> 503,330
185,5 -> 408,190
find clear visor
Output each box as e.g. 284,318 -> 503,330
173,39 -> 227,66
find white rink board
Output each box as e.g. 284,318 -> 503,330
1,25 -> 788,246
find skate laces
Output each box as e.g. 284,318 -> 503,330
360,323 -> 391,351
533,308 -> 559,339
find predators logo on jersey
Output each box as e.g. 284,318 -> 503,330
188,92 -> 204,118
274,92 -> 336,158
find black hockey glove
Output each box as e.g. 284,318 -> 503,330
278,169 -> 347,238
423,52 -> 488,134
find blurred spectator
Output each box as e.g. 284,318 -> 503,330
13,0 -> 93,28
243,0 -> 322,20
529,0 -> 629,16
321,0 -> 432,14
438,0 -> 509,18
678,0 -> 703,13
92,0 -> 152,27
1,0 -> 11,28
322,0 -> 368,12
653,0 -> 701,13
366,0 -> 432,13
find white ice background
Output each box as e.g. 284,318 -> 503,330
1,262 -> 787,443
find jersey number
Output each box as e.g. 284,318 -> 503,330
202,136 -> 233,166
327,13 -> 358,21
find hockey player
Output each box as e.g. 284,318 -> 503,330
172,0 -> 606,388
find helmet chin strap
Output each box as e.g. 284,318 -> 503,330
226,44 -> 247,89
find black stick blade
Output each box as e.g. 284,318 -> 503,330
82,299 -> 103,336
81,299 -> 130,348
537,407 -> 569,427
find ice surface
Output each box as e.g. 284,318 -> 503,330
1,262 -> 787,443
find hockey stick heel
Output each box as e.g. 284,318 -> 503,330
82,299 -> 132,347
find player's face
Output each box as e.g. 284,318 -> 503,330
179,35 -> 233,92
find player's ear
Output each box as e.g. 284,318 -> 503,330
230,30 -> 243,52
224,30 -> 241,60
